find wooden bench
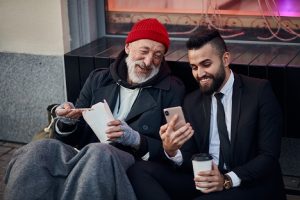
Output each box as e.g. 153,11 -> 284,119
64,36 -> 300,138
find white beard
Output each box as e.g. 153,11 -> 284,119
126,56 -> 160,84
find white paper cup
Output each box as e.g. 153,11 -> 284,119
192,153 -> 213,191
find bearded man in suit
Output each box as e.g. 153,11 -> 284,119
127,29 -> 286,200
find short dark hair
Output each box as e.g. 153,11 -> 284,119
186,29 -> 227,56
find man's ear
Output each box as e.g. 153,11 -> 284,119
125,43 -> 130,54
222,52 -> 230,67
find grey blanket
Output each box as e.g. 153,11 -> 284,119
4,139 -> 137,200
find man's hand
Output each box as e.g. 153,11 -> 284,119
55,102 -> 83,120
106,120 -> 123,141
194,162 -> 224,193
159,115 -> 194,157
106,120 -> 140,149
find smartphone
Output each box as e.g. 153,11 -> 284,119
163,106 -> 186,130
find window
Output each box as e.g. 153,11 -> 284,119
105,0 -> 300,44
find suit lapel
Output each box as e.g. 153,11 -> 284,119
93,84 -> 119,110
125,89 -> 157,122
231,74 -> 242,151
191,94 -> 211,153
202,95 -> 212,152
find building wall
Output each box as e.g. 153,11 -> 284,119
0,0 -> 69,143
0,0 -> 69,55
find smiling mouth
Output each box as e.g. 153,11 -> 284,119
199,76 -> 211,83
137,65 -> 151,73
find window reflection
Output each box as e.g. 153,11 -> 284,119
106,0 -> 300,43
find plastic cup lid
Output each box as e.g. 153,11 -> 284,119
192,153 -> 213,161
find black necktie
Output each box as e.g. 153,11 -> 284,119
214,92 -> 231,171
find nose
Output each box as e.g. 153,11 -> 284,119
143,54 -> 153,67
197,67 -> 205,78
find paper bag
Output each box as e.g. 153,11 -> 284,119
82,100 -> 114,143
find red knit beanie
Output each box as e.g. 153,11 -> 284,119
126,18 -> 170,52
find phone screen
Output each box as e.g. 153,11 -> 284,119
163,106 -> 186,130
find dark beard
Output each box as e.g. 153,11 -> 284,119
199,64 -> 226,95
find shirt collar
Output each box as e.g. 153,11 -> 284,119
219,69 -> 234,96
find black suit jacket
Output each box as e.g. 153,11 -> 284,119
182,73 -> 283,184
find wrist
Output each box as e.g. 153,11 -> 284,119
57,119 -> 77,131
166,149 -> 177,157
223,174 -> 233,190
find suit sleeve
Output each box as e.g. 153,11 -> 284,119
179,96 -> 203,171
233,81 -> 282,182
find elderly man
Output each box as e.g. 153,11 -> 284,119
4,18 -> 185,200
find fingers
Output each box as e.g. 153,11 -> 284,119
63,102 -> 74,109
65,110 -> 82,119
106,120 -> 123,140
170,129 -> 193,148
197,169 -> 214,177
106,129 -> 123,141
195,167 -> 224,193
56,108 -> 82,119
159,123 -> 168,137
55,102 -> 82,119
161,124 -> 179,142
107,131 -> 123,140
169,124 -> 194,143
171,123 -> 192,139
160,114 -> 188,139
107,120 -> 122,126
106,122 -> 122,134
195,181 -> 219,193
194,175 -> 218,193
161,122 -> 194,156
55,106 -> 69,116
195,179 -> 221,193
168,114 -> 178,128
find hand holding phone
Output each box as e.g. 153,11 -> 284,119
163,106 -> 186,130
161,106 -> 193,157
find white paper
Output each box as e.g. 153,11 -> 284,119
82,100 -> 114,143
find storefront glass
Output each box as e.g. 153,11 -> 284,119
105,0 -> 300,44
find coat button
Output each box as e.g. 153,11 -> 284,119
142,125 -> 148,130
